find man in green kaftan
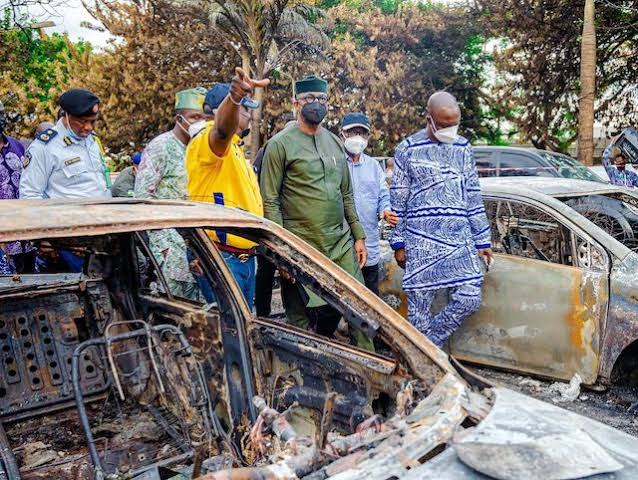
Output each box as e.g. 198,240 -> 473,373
260,75 -> 372,350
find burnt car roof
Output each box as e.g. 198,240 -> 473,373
0,198 -> 266,242
480,178 -> 635,261
480,177 -> 625,197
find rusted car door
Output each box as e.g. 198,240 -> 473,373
449,197 -> 609,384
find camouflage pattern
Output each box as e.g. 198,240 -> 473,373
134,131 -> 199,300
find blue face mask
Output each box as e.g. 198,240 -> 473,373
65,114 -> 84,140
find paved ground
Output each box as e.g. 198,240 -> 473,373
468,365 -> 638,437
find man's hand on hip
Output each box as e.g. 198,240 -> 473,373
394,248 -> 406,269
382,209 -> 399,227
354,239 -> 367,268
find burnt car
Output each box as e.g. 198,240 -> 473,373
474,146 -> 606,183
380,177 -> 638,388
1,198 -> 638,479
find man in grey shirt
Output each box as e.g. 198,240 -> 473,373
111,152 -> 141,197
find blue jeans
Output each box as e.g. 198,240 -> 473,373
59,249 -> 85,273
221,251 -> 256,311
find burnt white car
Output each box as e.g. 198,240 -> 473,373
0,198 -> 637,479
381,177 -> 638,388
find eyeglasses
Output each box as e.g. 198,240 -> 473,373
298,94 -> 328,105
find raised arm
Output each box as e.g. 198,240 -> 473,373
601,145 -> 620,184
209,68 -> 269,158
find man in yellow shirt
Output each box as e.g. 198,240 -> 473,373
185,68 -> 269,309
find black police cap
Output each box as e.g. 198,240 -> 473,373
59,89 -> 100,117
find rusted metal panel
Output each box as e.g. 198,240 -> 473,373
450,254 -> 606,384
0,286 -> 109,420
380,252 -> 607,384
598,253 -> 638,381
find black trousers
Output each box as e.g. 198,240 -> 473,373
255,256 -> 276,317
11,251 -> 36,274
361,264 -> 379,296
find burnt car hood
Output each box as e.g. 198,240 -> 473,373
413,387 -> 638,479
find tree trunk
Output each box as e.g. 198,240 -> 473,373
250,86 -> 264,161
577,0 -> 596,166
239,50 -> 261,160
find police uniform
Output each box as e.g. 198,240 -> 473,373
19,89 -> 111,199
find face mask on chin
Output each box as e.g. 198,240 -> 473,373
300,102 -> 327,125
344,135 -> 368,156
428,115 -> 459,144
65,114 -> 84,140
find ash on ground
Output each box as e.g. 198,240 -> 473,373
471,366 -> 638,437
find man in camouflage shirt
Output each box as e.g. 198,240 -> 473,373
134,88 -> 206,299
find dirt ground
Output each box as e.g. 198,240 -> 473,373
468,365 -> 638,437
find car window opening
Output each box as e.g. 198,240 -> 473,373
563,193 -> 638,254
0,228 -> 453,478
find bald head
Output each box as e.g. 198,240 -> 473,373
426,91 -> 461,142
427,91 -> 460,116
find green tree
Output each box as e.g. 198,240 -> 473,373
477,0 -> 638,153
0,10 -> 89,138
210,0 -> 331,156
79,0 -> 233,157
276,1 -> 492,155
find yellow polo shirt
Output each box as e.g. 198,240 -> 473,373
185,122 -> 263,249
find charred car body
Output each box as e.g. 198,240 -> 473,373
1,199 -> 637,479
381,178 -> 638,387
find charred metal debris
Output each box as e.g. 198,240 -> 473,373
0,233 -> 471,480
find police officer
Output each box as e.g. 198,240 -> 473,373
20,89 -> 112,199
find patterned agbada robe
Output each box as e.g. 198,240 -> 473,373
1,134 -> 34,269
389,130 -> 491,292
134,131 -> 198,299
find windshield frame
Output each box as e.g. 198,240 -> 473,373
540,151 -> 606,183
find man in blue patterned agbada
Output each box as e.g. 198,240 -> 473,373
390,91 -> 493,347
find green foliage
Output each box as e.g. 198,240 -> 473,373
0,9 -> 93,138
477,0 -> 638,151
2,0 -> 498,156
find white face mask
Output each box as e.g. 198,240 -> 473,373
188,120 -> 206,138
177,116 -> 206,139
428,115 -> 459,144
344,135 -> 368,155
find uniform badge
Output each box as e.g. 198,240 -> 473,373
23,151 -> 32,169
64,136 -> 72,146
64,157 -> 81,166
37,128 -> 57,144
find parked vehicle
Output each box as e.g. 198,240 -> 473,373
380,177 -> 638,388
473,146 -> 606,183
2,199 -> 637,479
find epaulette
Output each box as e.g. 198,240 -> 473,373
36,128 -> 58,144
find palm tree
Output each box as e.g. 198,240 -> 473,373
211,0 -> 330,157
577,0 -> 596,166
